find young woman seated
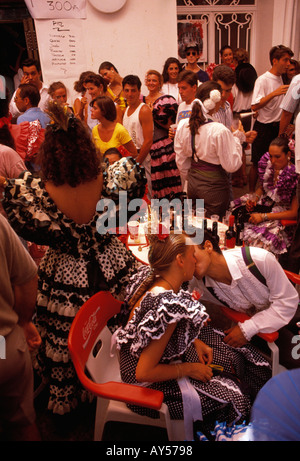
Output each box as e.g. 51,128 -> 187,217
114,231 -> 271,438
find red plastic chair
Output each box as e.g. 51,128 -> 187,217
68,291 -> 184,441
219,270 -> 300,376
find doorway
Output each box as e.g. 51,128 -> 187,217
0,0 -> 40,98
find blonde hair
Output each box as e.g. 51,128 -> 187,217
145,69 -> 163,90
128,232 -> 188,308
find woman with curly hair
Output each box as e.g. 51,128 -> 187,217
1,101 -> 146,417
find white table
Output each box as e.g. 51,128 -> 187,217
127,219 -> 228,265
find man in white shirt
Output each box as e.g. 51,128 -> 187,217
9,58 -> 50,122
122,75 -> 153,197
190,234 -> 300,369
249,45 -> 293,191
175,70 -> 198,124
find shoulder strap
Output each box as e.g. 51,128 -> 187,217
241,246 -> 267,286
191,119 -> 213,161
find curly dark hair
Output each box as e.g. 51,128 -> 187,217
38,102 -> 101,187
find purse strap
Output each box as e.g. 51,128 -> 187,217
241,246 -> 267,287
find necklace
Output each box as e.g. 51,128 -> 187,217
159,275 -> 177,293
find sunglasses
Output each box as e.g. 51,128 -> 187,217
186,51 -> 197,56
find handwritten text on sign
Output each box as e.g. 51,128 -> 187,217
24,0 -> 87,19
38,20 -> 86,79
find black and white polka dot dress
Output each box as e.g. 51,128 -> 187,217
3,158 -> 146,415
116,267 -> 272,427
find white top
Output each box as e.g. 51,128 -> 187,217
189,247 -> 298,341
176,101 -> 193,124
280,74 -> 300,119
251,71 -> 285,123
174,118 -> 242,184
9,83 -> 50,120
295,112 -> 300,174
123,103 -> 145,150
161,82 -> 182,104
232,84 -> 253,113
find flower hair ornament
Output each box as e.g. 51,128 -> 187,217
46,101 -> 76,132
202,90 -> 221,112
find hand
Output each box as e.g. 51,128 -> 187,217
246,198 -> 257,212
245,130 -> 257,144
273,85 -> 289,97
223,325 -> 248,348
21,322 -> 42,352
193,339 -> 213,365
249,212 -> 264,224
188,362 -> 213,382
20,74 -> 30,85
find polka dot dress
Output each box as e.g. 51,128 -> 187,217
116,267 -> 272,426
3,161 -> 146,415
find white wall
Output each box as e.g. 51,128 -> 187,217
35,0 -> 178,104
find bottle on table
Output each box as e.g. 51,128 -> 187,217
225,215 -> 236,249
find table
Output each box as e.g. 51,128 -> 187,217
127,219 -> 228,265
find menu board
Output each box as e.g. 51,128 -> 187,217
37,19 -> 87,79
24,0 -> 87,19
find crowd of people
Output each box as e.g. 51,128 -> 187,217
0,41 -> 299,441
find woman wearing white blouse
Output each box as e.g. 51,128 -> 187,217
174,81 -> 242,218
161,57 -> 182,104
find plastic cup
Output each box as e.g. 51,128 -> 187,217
128,221 -> 140,242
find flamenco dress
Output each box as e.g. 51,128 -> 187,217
2,157 -> 146,415
231,152 -> 298,255
114,266 -> 271,438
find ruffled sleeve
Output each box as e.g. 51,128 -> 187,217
115,289 -> 209,362
102,156 -> 146,202
1,171 -> 69,245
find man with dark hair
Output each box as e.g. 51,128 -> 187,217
212,65 -> 236,129
175,70 -> 198,124
249,45 -> 294,191
15,83 -> 50,128
9,58 -> 50,121
122,75 -> 153,197
184,42 -> 209,84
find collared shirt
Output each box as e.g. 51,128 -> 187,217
174,117 -> 242,184
189,247 -> 298,340
211,101 -> 233,129
17,107 -> 50,128
9,83 -> 50,120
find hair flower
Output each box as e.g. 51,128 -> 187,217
210,89 -> 221,103
157,223 -> 169,241
192,289 -> 203,301
203,99 -> 215,111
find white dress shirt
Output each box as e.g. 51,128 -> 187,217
189,247 -> 298,341
174,118 -> 242,185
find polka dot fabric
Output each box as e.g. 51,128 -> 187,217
2,164 -> 145,415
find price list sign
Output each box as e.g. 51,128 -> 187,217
37,19 -> 86,79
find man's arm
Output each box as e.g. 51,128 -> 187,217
137,105 -> 153,164
279,110 -> 294,135
251,85 -> 289,112
13,275 -> 38,325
